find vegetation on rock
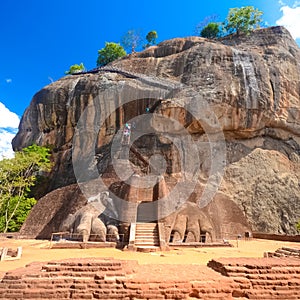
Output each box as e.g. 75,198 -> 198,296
195,14 -> 219,36
296,221 -> 300,232
200,22 -> 221,39
144,30 -> 158,48
224,6 -> 263,35
0,145 -> 51,232
96,42 -> 127,66
65,63 -> 85,75
62,7 -> 265,72
121,29 -> 143,53
197,6 -> 263,39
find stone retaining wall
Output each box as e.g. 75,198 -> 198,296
1,257 -> 300,299
252,233 -> 300,242
0,258 -> 235,299
265,247 -> 300,259
208,257 -> 300,299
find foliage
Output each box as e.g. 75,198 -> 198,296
65,63 -> 85,75
0,197 -> 36,232
144,30 -> 158,48
96,42 -> 127,66
296,221 -> 300,232
0,144 -> 51,232
224,6 -> 263,36
200,23 -> 221,39
195,14 -> 219,36
121,29 -> 142,53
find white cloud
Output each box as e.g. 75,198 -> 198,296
0,128 -> 17,159
5,78 -> 12,84
0,102 -> 20,160
0,102 -> 20,128
276,3 -> 300,40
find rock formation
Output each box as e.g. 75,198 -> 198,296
59,191 -> 120,242
15,26 -> 300,239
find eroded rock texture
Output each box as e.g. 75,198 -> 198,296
15,26 -> 300,238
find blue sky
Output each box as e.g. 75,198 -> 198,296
0,0 -> 300,158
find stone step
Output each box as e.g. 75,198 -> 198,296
135,234 -> 157,238
135,238 -> 159,243
246,290 -> 300,299
135,235 -> 158,239
135,240 -> 159,244
276,249 -> 296,256
133,222 -> 159,249
135,233 -> 158,237
281,247 -> 300,254
135,236 -> 159,240
135,231 -> 158,235
135,243 -> 159,248
135,236 -> 158,240
42,265 -> 122,273
136,246 -> 160,252
136,226 -> 157,230
135,230 -> 157,234
136,222 -> 157,226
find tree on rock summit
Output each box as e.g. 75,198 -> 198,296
224,6 -> 263,36
200,23 -> 221,39
97,42 -> 127,66
144,30 -> 158,48
65,63 -> 85,75
121,29 -> 142,53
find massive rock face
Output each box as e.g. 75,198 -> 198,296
14,26 -> 300,238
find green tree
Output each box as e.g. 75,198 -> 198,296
65,63 -> 85,75
144,30 -> 158,48
0,144 -> 51,232
121,29 -> 142,53
200,23 -> 221,39
195,14 -> 219,36
224,6 -> 263,36
97,42 -> 126,67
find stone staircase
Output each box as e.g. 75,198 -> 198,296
0,258 -> 136,299
208,257 -> 300,299
265,246 -> 300,259
133,222 -> 160,251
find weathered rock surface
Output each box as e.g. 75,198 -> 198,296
15,26 -> 300,237
221,148 -> 300,233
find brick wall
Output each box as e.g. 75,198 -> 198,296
253,232 -> 300,242
0,258 -> 235,299
208,257 -> 300,299
1,256 -> 300,299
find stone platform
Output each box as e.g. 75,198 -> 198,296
50,242 -> 117,249
208,257 -> 300,299
1,255 -> 300,299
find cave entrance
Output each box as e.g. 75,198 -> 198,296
136,201 -> 158,222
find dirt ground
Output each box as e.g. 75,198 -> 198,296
0,238 -> 299,278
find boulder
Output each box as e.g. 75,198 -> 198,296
16,26 -> 300,236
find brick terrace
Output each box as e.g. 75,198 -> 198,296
0,256 -> 300,299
